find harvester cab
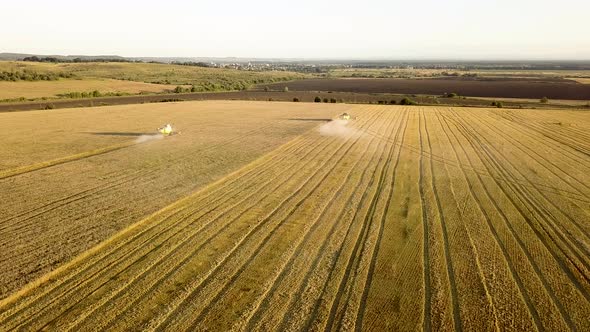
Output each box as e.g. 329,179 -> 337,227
158,123 -> 174,136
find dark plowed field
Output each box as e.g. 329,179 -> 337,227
262,78 -> 590,100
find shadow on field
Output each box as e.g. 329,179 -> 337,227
285,118 -> 332,122
87,132 -> 154,137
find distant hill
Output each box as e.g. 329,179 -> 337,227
0,53 -> 300,64
0,53 -> 127,61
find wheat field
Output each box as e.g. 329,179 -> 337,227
0,103 -> 589,331
0,79 -> 172,100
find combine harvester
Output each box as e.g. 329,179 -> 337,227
157,123 -> 180,136
339,112 -> 355,120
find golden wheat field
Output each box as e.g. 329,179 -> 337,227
0,102 -> 589,331
0,101 -> 347,298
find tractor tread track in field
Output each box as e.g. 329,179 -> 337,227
355,109 -> 409,331
275,111 -> 398,332
322,110 -> 404,332
473,110 -> 590,204
418,111 -> 433,332
486,111 -> 590,185
467,112 -> 590,257
244,108 -> 392,332
447,110 -> 589,329
432,111 -> 502,330
449,110 -> 590,285
422,110 -> 463,332
185,113 -> 388,331
497,110 -> 590,158
436,111 -> 545,330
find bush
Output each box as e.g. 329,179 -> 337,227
390,100 -> 397,104
191,85 -> 197,92
323,98 -> 328,103
173,86 -> 184,93
330,98 -> 337,103
314,96 -> 321,103
540,96 -> 549,103
293,97 -> 299,102
496,101 -> 503,108
446,92 -> 458,98
400,97 -> 417,105
283,86 -> 289,92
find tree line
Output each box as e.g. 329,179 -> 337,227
22,56 -> 137,63
0,70 -> 74,81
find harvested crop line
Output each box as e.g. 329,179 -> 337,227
322,110 -> 404,331
1,104 -> 589,331
263,109 -> 400,332
448,110 -> 590,282
0,142 -> 135,180
244,108 -> 394,332
446,110 -> 590,330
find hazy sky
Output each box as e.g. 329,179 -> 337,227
2,0 -> 589,60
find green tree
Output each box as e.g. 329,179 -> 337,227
540,96 -> 549,103
314,96 -> 321,103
